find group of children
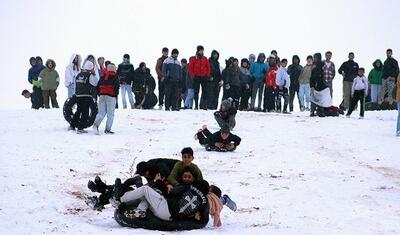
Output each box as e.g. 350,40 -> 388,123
86,147 -> 236,227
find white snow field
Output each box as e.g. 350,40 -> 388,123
0,108 -> 399,235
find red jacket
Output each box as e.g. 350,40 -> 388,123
188,55 -> 210,78
98,71 -> 119,97
265,66 -> 278,88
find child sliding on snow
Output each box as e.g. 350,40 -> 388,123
195,124 -> 241,152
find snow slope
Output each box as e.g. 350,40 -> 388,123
0,108 -> 399,235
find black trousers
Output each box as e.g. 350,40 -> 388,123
164,80 -> 179,111
263,86 -> 276,111
158,78 -> 165,106
207,80 -> 220,109
71,97 -> 91,130
347,90 -> 365,117
239,85 -> 251,110
32,86 -> 43,109
289,87 -> 300,111
276,88 -> 289,112
197,128 -> 212,146
193,77 -> 208,109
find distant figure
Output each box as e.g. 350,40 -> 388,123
39,59 -> 60,108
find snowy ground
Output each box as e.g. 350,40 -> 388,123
0,108 -> 399,235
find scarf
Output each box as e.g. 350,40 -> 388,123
207,192 -> 223,227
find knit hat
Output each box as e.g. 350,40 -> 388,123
83,61 -> 94,70
197,45 -> 204,52
220,124 -> 230,133
171,48 -> 179,55
107,63 -> 117,72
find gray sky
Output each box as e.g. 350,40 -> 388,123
1,0 -> 399,108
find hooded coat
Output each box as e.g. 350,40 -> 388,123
250,53 -> 269,82
368,59 -> 383,85
209,50 -> 221,81
65,54 -> 82,87
28,64 -> 45,87
39,59 -> 60,90
310,53 -> 327,91
287,55 -> 303,90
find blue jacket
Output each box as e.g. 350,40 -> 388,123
250,62 -> 269,82
28,64 -> 45,84
162,56 -> 182,81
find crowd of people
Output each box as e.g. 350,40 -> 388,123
23,47 -> 400,136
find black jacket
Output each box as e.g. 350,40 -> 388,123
117,63 -> 135,85
287,63 -> 303,90
209,50 -> 221,82
382,57 -> 399,79
310,62 -> 327,91
338,60 -> 359,82
133,67 -> 156,92
207,131 -> 241,147
145,158 -> 179,181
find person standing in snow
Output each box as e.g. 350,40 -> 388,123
310,53 -> 329,117
250,53 -> 269,111
322,51 -> 336,98
182,58 -> 194,109
263,55 -> 279,112
298,55 -> 313,111
346,68 -> 368,118
189,45 -> 211,110
65,54 -> 82,98
27,57 -> 45,109
275,59 -> 291,113
287,55 -> 303,112
93,63 -> 119,134
97,57 -> 106,78
239,58 -> 252,110
117,54 -> 135,109
208,50 -> 222,109
39,59 -> 60,108
133,62 -> 156,109
223,58 -> 241,106
155,47 -> 169,110
338,52 -> 359,111
71,61 -> 99,133
380,49 -> 399,106
162,49 -> 182,111
367,59 -> 383,105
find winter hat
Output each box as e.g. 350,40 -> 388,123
171,48 -> 179,55
220,124 -> 230,134
123,54 -> 130,60
107,63 -> 117,72
197,45 -> 204,52
136,161 -> 148,176
83,61 -> 94,71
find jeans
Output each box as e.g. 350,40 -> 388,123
379,77 -> 396,104
185,89 -> 194,108
94,95 -> 117,131
298,83 -> 311,109
370,84 -> 381,103
343,81 -> 353,110
251,80 -> 264,110
67,83 -> 75,98
397,102 -> 400,134
120,84 -> 135,109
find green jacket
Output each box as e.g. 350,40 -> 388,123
368,59 -> 383,85
39,59 -> 60,90
167,161 -> 203,186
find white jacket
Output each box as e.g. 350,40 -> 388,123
352,75 -> 368,95
276,67 -> 291,89
64,54 -> 82,87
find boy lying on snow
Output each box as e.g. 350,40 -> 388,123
86,148 -> 236,226
195,124 -> 241,152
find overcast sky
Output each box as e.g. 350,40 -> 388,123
1,0 -> 399,109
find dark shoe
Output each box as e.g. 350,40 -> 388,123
104,130 -> 115,134
88,180 -> 97,192
94,176 -> 107,193
113,178 -> 123,200
310,113 -> 316,117
77,129 -> 88,134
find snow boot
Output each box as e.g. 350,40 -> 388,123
221,194 -> 237,211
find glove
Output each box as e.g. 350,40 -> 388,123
109,197 -> 121,208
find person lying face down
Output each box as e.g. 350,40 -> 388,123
167,147 -> 204,187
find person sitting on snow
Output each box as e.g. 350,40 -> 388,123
136,158 -> 180,183
195,124 -> 241,152
214,97 -> 237,130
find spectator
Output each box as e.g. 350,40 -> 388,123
189,45 -> 211,110
27,57 -> 45,109
380,49 -> 399,106
275,59 -> 291,113
346,68 -> 368,119
298,55 -> 313,111
250,53 -> 268,111
287,55 -> 303,111
117,54 -> 135,109
338,52 -> 359,110
368,59 -> 383,104
208,50 -> 222,109
155,47 -> 169,109
65,54 -> 82,98
162,48 -> 182,111
322,51 -> 336,97
239,58 -> 252,110
39,59 -> 60,108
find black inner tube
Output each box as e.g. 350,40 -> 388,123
63,96 -> 98,128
